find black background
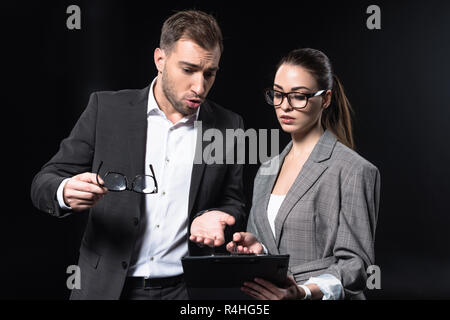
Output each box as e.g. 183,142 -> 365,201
3,0 -> 450,299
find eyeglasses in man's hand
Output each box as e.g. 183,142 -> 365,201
95,161 -> 158,194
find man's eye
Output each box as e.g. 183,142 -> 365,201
183,68 -> 194,74
204,72 -> 216,79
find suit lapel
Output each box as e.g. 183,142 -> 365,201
127,87 -> 149,180
254,142 -> 292,255
274,130 -> 337,247
188,101 -> 217,217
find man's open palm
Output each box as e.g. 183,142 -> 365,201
189,210 -> 235,247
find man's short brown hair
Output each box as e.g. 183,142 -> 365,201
160,10 -> 223,53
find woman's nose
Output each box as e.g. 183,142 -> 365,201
279,97 -> 292,111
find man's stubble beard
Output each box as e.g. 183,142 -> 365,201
161,68 -> 195,116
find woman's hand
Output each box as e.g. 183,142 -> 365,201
241,275 -> 305,300
226,232 -> 264,254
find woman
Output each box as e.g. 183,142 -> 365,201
227,48 -> 380,300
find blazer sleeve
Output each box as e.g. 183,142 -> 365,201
324,163 -> 381,298
30,92 -> 98,218
246,173 -> 261,240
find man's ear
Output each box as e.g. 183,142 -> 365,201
323,90 -> 332,109
154,48 -> 166,74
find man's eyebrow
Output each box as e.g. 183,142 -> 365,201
274,84 -> 311,91
179,61 -> 219,72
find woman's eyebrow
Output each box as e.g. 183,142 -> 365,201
274,84 -> 311,91
274,83 -> 283,90
290,86 -> 311,91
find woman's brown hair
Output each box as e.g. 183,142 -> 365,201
277,48 -> 354,149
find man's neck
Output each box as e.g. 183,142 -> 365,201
153,77 -> 185,124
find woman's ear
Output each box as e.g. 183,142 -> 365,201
154,48 -> 166,74
323,90 -> 332,109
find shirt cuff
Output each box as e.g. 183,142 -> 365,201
260,243 -> 268,254
57,178 -> 72,210
304,274 -> 344,300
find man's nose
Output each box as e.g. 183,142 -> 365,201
190,74 -> 206,97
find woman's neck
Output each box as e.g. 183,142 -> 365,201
289,122 -> 324,159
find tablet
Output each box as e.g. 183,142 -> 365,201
181,254 -> 290,300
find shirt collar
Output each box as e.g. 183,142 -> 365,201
147,77 -> 200,123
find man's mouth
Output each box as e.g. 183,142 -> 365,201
186,99 -> 202,109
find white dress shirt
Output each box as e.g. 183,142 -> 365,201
267,193 -> 345,300
58,77 -> 199,278
128,78 -> 199,277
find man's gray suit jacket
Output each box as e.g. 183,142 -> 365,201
31,86 -> 247,299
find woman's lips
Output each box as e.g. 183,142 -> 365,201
280,115 -> 295,124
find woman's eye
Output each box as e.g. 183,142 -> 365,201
274,92 -> 283,99
292,94 -> 306,101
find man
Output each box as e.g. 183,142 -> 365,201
30,10 -> 246,300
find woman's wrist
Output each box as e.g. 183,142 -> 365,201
298,285 -> 312,300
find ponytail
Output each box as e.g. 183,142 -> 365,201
321,74 -> 354,149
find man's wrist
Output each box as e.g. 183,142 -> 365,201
194,208 -> 216,219
56,178 -> 72,210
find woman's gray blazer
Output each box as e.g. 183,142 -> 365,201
247,129 -> 381,299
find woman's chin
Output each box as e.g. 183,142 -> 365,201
279,122 -> 300,133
